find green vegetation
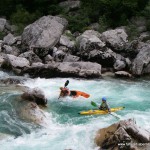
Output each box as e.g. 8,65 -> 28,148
0,0 -> 149,34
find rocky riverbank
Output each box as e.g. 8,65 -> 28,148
0,15 -> 150,79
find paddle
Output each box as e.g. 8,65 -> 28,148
58,80 -> 70,99
91,101 -> 120,119
64,80 -> 69,88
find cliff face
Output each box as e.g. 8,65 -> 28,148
95,119 -> 150,150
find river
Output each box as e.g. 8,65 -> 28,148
0,71 -> 150,150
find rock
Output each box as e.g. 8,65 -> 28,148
3,33 -> 17,45
59,35 -> 75,48
59,0 -> 80,12
22,15 -> 68,57
95,119 -> 150,150
0,40 -> 3,52
0,76 -> 27,85
17,101 -> 47,126
89,48 -> 125,67
125,40 -> 145,59
19,51 -> 42,64
143,64 -> 150,74
115,71 -> 132,78
44,54 -> 54,63
23,61 -> 101,78
57,61 -> 101,78
53,49 -> 66,62
2,54 -> 30,74
139,32 -> 150,42
0,53 -> 5,66
2,45 -> 12,54
22,62 -> 59,78
63,54 -> 80,62
21,88 -> 47,106
132,43 -> 150,76
0,18 -> 7,32
101,28 -> 128,51
114,60 -> 126,71
76,30 -> 105,57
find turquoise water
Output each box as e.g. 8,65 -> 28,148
0,74 -> 150,150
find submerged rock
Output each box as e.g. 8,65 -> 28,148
21,88 -> 47,106
95,119 -> 150,150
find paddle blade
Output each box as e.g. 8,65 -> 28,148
64,80 -> 69,87
91,101 -> 98,107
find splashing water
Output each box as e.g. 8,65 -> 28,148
0,77 -> 150,150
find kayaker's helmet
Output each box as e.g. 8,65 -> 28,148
102,97 -> 107,101
60,87 -> 63,90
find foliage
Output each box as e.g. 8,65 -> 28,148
0,0 -> 149,33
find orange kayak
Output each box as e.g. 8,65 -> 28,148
70,90 -> 90,98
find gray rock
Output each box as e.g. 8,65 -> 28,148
139,32 -> 150,42
2,54 -> 30,70
59,35 -> 75,48
17,101 -> 47,126
89,48 -> 125,67
2,45 -> 13,54
23,61 -> 101,78
21,88 -> 47,106
57,61 -> 101,78
63,54 -> 80,62
22,15 -> 68,56
53,49 -> 66,62
115,71 -> 132,78
101,29 -> 128,51
44,54 -> 54,63
95,118 -> 150,150
0,54 -> 5,67
19,51 -> 42,64
76,30 -> 105,56
114,60 -> 126,71
132,43 -> 150,75
3,33 -> 17,45
143,64 -> 150,74
59,0 -> 80,12
0,18 -> 6,32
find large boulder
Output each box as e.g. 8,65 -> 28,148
1,54 -> 30,74
76,30 -> 105,57
132,43 -> 150,76
23,61 -> 101,78
114,60 -> 126,71
17,101 -> 47,126
57,61 -> 101,78
101,28 -> 128,51
21,15 -> 68,57
95,119 -> 150,150
21,88 -> 47,106
0,18 -> 7,32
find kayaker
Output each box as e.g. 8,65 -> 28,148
99,97 -> 111,113
58,87 -> 70,99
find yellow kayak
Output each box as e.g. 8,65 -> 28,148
79,107 -> 125,115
